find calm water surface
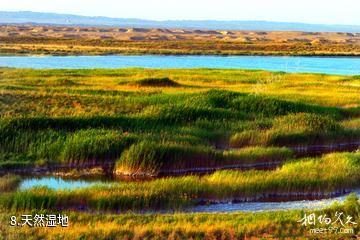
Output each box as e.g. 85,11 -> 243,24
20,177 -> 109,191
184,191 -> 360,213
1,55 -> 360,75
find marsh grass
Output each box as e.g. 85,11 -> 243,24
342,118 -> 360,129
1,54 -> 360,240
230,94 -> 342,118
0,128 -> 138,168
230,113 -> 360,147
142,104 -> 244,124
1,194 -> 359,239
116,142 -> 293,175
273,113 -> 341,132
0,175 -> 21,192
1,195 -> 359,240
2,152 -> 359,212
1,68 -> 360,174
221,147 -> 293,164
60,130 -> 137,165
116,141 -> 217,175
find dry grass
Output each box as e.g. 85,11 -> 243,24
1,68 -> 360,118
1,25 -> 360,56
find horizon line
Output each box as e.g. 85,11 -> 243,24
2,10 -> 360,27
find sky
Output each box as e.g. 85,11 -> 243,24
1,0 -> 360,25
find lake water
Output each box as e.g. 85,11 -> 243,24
1,55 -> 360,75
20,177 -> 108,191
19,177 -> 360,213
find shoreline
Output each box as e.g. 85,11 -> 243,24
2,52 -> 360,58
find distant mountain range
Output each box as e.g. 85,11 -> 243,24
1,11 -> 360,32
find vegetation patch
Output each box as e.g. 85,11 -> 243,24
61,130 -> 137,165
116,141 -> 217,175
221,147 -> 293,165
1,195 -> 359,239
1,68 -> 360,175
1,152 -> 360,212
116,141 -> 293,176
0,175 -> 21,192
230,95 -> 342,118
132,77 -> 180,87
230,113 -> 360,147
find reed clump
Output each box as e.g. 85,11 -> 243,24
116,140 -> 293,175
61,129 -> 137,165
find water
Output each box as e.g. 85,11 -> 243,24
185,191 -> 360,213
19,177 -> 360,213
19,177 -> 107,190
1,55 -> 360,75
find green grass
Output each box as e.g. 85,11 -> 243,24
1,68 -> 360,174
116,141 -> 217,175
2,152 -> 359,212
1,194 -> 359,239
0,128 -> 139,169
220,146 -> 293,164
229,94 -> 343,118
116,143 -> 293,176
230,113 -> 360,147
0,193 -> 358,239
61,130 -> 137,165
1,67 -> 360,239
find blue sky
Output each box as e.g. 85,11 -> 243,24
1,0 -> 360,25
